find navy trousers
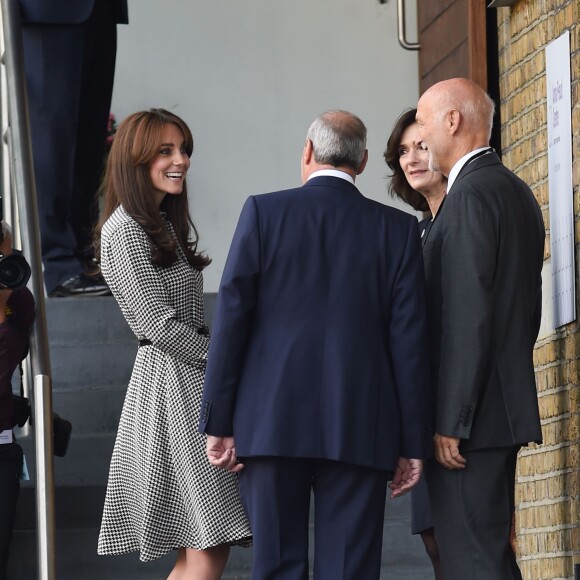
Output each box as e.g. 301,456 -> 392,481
239,457 -> 390,580
22,2 -> 118,292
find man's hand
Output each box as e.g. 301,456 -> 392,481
433,433 -> 466,470
206,435 -> 244,473
388,457 -> 422,498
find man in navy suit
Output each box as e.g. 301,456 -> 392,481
19,0 -> 128,296
199,110 -> 431,579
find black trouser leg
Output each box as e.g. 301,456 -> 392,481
0,443 -> 23,580
426,446 -> 522,580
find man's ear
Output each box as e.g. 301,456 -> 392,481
303,138 -> 314,165
356,149 -> 368,175
300,139 -> 314,184
448,109 -> 461,135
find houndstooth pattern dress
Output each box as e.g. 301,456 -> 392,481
97,206 -> 252,562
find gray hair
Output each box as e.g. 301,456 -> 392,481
434,82 -> 496,141
306,110 -> 367,171
457,92 -> 495,141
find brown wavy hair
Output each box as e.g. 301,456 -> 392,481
94,108 -> 210,269
383,108 -> 429,212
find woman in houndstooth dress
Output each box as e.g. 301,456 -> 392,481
95,109 -> 251,578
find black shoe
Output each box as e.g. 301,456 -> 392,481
75,247 -> 101,276
48,273 -> 112,297
81,256 -> 101,276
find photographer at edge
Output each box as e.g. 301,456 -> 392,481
0,216 -> 34,580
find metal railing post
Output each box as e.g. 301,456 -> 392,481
32,375 -> 56,580
0,1 -> 56,578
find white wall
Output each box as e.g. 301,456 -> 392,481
112,0 -> 420,291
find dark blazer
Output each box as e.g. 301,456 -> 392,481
19,0 -> 128,24
200,176 -> 431,472
422,152 -> 544,450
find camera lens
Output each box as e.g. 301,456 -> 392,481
0,255 -> 31,289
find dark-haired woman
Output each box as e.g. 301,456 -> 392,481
96,109 -> 251,579
384,108 -> 446,234
384,108 -> 446,580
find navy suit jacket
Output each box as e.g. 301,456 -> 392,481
200,176 -> 431,472
19,0 -> 128,24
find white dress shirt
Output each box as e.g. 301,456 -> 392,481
446,147 -> 492,194
307,169 -> 355,185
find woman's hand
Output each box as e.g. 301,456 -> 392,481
0,288 -> 13,323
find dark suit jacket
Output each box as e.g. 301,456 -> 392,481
200,175 -> 431,472
19,0 -> 128,24
422,152 -> 544,450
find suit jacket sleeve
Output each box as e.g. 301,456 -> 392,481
438,187 -> 497,439
199,197 -> 261,436
389,218 -> 431,458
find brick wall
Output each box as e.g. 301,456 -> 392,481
496,1 -> 579,578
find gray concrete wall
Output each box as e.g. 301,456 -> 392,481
112,0 -> 421,291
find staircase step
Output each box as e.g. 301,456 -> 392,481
45,296 -> 135,390
14,485 -> 107,530
44,294 -> 217,390
7,528 -> 177,580
46,296 -> 134,342
8,499 -> 431,580
49,340 -> 137,390
18,432 -> 115,487
51,384 -> 126,435
8,527 -> 253,580
45,293 -> 217,341
7,293 -> 432,579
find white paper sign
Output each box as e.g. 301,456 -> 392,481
0,429 -> 13,445
546,31 -> 575,328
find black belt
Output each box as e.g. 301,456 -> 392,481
138,325 -> 210,348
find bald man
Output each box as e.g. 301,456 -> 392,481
416,78 -> 544,579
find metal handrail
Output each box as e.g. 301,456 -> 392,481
0,1 -> 56,578
397,0 -> 420,51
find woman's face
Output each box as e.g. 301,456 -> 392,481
149,123 -> 191,206
398,122 -> 444,196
